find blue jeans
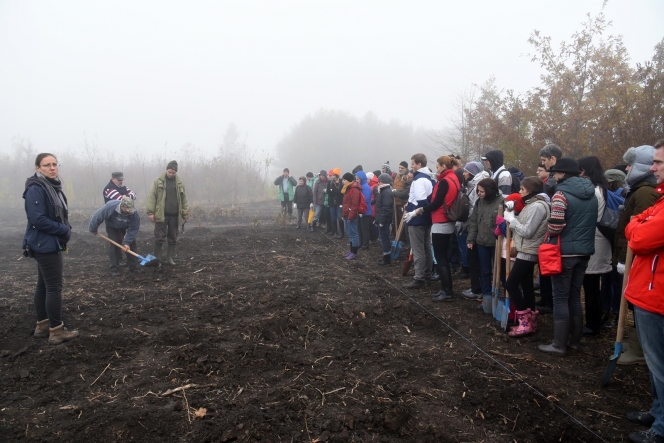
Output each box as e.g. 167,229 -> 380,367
551,256 -> 588,320
457,230 -> 469,269
345,218 -> 360,247
476,244 -> 495,296
329,205 -> 341,224
313,205 -> 325,223
635,306 -> 664,437
378,223 -> 391,254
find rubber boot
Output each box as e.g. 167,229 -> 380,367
482,295 -> 492,315
48,323 -> 79,345
438,264 -> 454,298
508,309 -> 534,337
338,221 -> 345,239
538,319 -> 569,354
154,242 -> 164,263
567,316 -> 583,350
330,220 -> 337,237
166,244 -> 176,266
530,310 -> 540,333
34,319 -> 50,338
618,327 -> 647,365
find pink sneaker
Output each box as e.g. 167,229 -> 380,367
346,253 -> 358,260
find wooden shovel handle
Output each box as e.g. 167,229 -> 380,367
615,247 -> 634,344
97,233 -> 141,258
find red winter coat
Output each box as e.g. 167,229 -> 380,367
342,182 -> 363,221
431,169 -> 460,224
624,185 -> 664,315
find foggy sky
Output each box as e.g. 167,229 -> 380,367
1,0 -> 662,163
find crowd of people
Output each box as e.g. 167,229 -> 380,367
277,141 -> 664,443
20,143 -> 664,442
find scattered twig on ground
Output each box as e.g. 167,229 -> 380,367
90,363 -> 111,387
160,383 -> 217,397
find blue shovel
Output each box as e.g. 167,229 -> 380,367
391,205 -> 406,260
98,234 -> 158,267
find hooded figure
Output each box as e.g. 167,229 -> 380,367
483,150 -> 513,196
614,145 -> 660,266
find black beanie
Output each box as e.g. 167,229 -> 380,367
167,160 -> 178,171
352,165 -> 363,174
399,161 -> 408,169
342,172 -> 355,182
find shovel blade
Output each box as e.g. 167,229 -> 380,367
500,298 -> 510,330
390,241 -> 402,260
601,342 -> 623,387
138,254 -> 157,266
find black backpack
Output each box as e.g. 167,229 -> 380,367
442,178 -> 471,222
499,170 -> 521,194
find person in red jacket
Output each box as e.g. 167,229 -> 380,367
341,172 -> 363,260
411,155 -> 461,301
623,139 -> 664,443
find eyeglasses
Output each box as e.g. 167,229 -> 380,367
40,163 -> 59,168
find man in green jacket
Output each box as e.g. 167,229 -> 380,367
146,160 -> 189,265
274,168 -> 297,218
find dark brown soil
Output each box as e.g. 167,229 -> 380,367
0,202 -> 652,442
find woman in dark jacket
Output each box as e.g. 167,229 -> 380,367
374,173 -> 394,266
23,153 -> 78,345
293,177 -> 313,230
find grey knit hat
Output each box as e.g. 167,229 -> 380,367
378,173 -> 392,184
463,161 -> 484,177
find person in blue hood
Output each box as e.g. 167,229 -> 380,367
355,171 -> 373,249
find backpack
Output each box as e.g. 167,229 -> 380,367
598,188 -> 624,230
498,169 -> 521,194
357,190 -> 368,215
442,177 -> 471,222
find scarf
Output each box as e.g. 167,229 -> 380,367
25,172 -> 69,227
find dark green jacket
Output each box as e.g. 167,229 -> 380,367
146,173 -> 189,225
556,177 -> 597,256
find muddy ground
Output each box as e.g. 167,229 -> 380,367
0,201 -> 653,442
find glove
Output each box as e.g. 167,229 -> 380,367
504,201 -> 515,211
293,203 -> 297,209
503,211 -> 516,223
403,211 -> 416,223
310,203 -> 313,209
617,262 -> 625,275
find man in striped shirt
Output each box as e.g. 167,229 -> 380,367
103,172 -> 137,203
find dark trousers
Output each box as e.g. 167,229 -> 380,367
280,196 -> 293,216
432,233 -> 453,294
583,273 -> 603,333
106,227 -> 138,272
467,243 -> 482,294
539,275 -> 553,308
358,215 -> 372,247
296,208 -> 310,227
33,251 -> 63,328
476,244 -> 495,296
552,256 -> 588,320
447,232 -> 462,271
504,258 -> 537,311
378,223 -> 391,254
155,215 -> 179,245
601,270 -> 622,313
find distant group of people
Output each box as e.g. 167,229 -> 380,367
22,154 -> 189,345
279,140 -> 664,443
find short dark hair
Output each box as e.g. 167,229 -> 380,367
655,139 -> 664,150
539,144 -> 562,159
520,176 -> 544,194
411,153 -> 427,167
35,153 -> 57,167
477,177 -> 499,201
298,176 -> 306,183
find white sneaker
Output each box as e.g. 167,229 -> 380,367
462,288 -> 482,300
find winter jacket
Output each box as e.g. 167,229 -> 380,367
406,167 -> 435,226
103,180 -> 137,203
313,177 -> 327,206
393,172 -> 407,206
22,178 -> 71,254
468,195 -> 505,247
624,185 -> 664,315
89,200 -> 141,244
293,184 -> 313,208
457,171 -> 490,233
369,175 -> 379,216
548,176 -> 597,256
510,195 -> 550,260
275,176 -> 296,201
355,171 -> 373,216
326,180 -> 343,207
430,169 -> 459,224
146,173 -> 189,226
374,184 -> 394,226
613,179 -> 660,265
586,186 -> 612,274
342,181 -> 363,221
484,150 -> 512,196
393,180 -> 411,204
543,172 -> 557,198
